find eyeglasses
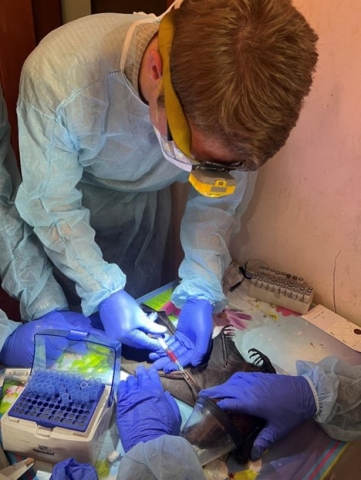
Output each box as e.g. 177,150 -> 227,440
166,123 -> 244,173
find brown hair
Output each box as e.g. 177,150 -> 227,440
170,0 -> 318,170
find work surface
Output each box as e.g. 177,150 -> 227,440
110,272 -> 361,480
2,269 -> 361,480
220,266 -> 361,480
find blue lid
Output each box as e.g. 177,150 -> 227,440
33,329 -> 121,407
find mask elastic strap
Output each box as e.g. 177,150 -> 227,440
158,0 -> 184,19
120,1 -> 184,73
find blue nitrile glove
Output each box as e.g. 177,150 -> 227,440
0,310 -> 104,368
39,310 -> 94,330
200,372 -> 317,461
116,366 -> 181,452
99,290 -> 167,351
150,298 -> 213,371
50,457 -> 98,480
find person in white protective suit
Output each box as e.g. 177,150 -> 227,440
15,0 -> 318,369
0,87 -> 106,369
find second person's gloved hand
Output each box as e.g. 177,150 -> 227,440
38,309 -> 92,329
116,366 -> 181,452
99,290 -> 166,351
200,372 -> 317,461
150,298 -> 213,371
50,457 -> 98,480
0,310 -> 100,368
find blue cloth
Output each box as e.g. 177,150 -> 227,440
15,12 -> 257,319
297,356 -> 361,442
0,86 -> 68,327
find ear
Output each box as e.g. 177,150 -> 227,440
139,40 -> 163,106
147,48 -> 163,85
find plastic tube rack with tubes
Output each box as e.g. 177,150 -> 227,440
247,266 -> 315,314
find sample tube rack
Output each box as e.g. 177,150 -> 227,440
8,370 -> 105,432
247,266 -> 315,314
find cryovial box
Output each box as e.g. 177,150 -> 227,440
1,329 -> 121,464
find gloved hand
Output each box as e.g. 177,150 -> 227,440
0,310 -> 104,368
200,372 -> 317,461
117,366 -> 181,452
50,457 -> 98,480
39,309 -> 92,328
99,290 -> 166,351
150,298 -> 213,371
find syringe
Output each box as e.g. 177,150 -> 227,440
157,337 -> 190,380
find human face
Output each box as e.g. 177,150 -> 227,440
150,101 -> 243,172
189,123 -> 244,170
186,124 -> 246,174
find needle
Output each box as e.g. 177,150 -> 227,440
157,337 -> 190,380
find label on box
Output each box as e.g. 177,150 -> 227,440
302,305 -> 361,352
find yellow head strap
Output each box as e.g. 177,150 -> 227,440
158,11 -> 192,158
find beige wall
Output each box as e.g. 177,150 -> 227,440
231,0 -> 361,326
